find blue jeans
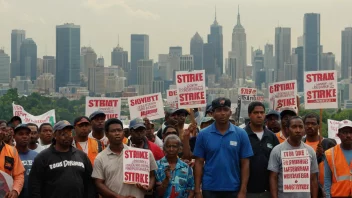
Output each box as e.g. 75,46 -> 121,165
202,190 -> 238,198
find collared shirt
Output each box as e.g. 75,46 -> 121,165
276,131 -> 286,143
92,145 -> 158,198
193,122 -> 253,191
155,157 -> 195,198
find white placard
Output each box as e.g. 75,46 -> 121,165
166,89 -> 178,108
12,103 -> 56,126
176,70 -> 206,108
128,93 -> 164,120
327,119 -> 341,144
123,148 -> 150,186
85,97 -> 121,120
269,80 -> 297,110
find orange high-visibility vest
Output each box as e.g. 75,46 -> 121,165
325,145 -> 352,197
75,138 -> 102,165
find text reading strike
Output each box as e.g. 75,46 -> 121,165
177,73 -> 203,83
306,72 -> 334,82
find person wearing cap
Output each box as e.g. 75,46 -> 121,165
169,109 -> 190,140
14,124 -> 38,198
205,104 -> 213,117
92,118 -> 157,198
265,110 -> 281,133
29,121 -> 96,198
156,109 -> 178,140
38,123 -> 53,149
276,108 -> 297,143
88,111 -> 109,148
73,116 -> 103,165
268,116 -> 318,198
324,120 -> 352,198
10,116 -> 22,128
129,118 -> 164,161
0,123 -> 25,198
194,97 -> 254,198
144,118 -> 162,149
27,123 -> 45,153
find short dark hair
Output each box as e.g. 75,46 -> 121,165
39,123 -> 52,132
162,126 -> 179,135
10,116 -> 22,123
286,116 -> 303,128
104,118 -> 123,133
27,123 -> 39,131
248,101 -> 265,114
303,113 -> 320,125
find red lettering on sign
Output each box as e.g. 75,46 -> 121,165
176,73 -> 203,83
168,90 -> 177,96
125,150 -> 149,159
277,98 -> 296,108
124,172 -> 149,184
306,89 -> 336,99
306,72 -> 334,82
106,114 -> 118,119
179,92 -> 205,102
88,100 -> 119,107
270,83 -> 295,93
130,95 -> 159,106
140,109 -> 158,117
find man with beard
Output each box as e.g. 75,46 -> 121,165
38,123 -> 53,149
276,108 -> 297,143
265,110 -> 281,133
73,116 -> 103,165
29,120 -> 96,198
27,123 -> 45,153
88,111 -> 108,148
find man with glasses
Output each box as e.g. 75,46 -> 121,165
276,108 -> 297,143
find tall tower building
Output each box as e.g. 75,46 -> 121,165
275,27 -> 291,81
56,23 -> 81,90
43,56 -> 56,75
80,46 -> 97,78
321,52 -> 335,70
11,30 -> 25,78
20,38 -> 37,81
111,45 -> 128,71
190,32 -> 204,70
0,49 -> 10,84
304,13 -> 321,71
294,47 -> 304,92
208,8 -> 223,80
137,59 -> 153,95
88,65 -> 105,95
264,43 -> 274,69
180,55 -> 194,71
203,43 -> 216,79
169,47 -> 182,57
341,27 -> 352,79
231,6 -> 247,79
130,34 -> 149,85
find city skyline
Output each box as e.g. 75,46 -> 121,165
1,0 -> 351,66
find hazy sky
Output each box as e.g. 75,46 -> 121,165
1,0 -> 351,66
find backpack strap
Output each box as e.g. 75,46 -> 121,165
96,139 -> 103,152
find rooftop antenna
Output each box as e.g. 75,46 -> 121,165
118,34 -> 120,47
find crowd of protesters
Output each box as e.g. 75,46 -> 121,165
0,97 -> 350,198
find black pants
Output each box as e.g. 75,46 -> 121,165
203,190 -> 238,198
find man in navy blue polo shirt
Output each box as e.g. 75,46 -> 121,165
194,97 -> 254,198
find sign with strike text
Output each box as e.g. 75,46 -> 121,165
238,87 -> 257,119
123,148 -> 150,186
281,149 -> 311,192
128,93 -> 164,120
166,89 -> 178,108
176,70 -> 206,108
327,119 -> 341,144
304,70 -> 337,109
269,80 -> 297,110
85,97 -> 121,120
274,97 -> 298,113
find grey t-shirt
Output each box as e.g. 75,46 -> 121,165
267,140 -> 319,198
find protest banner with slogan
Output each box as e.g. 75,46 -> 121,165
238,87 -> 257,119
128,93 -> 164,120
12,103 -> 55,126
269,80 -> 297,110
85,97 -> 121,119
281,149 -> 310,192
327,119 -> 341,144
304,70 -> 337,109
123,148 -> 150,186
175,70 -> 206,109
166,89 -> 178,108
274,97 -> 298,113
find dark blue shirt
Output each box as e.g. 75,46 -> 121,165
193,123 -> 253,191
19,150 -> 38,198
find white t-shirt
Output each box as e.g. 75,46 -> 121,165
255,131 -> 264,140
89,132 -> 109,147
33,144 -> 46,153
78,141 -> 88,154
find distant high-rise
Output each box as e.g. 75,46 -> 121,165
321,52 -> 335,70
231,6 -> 247,79
130,34 -> 149,85
203,43 -> 216,80
169,47 -> 182,57
56,23 -> 81,90
11,30 -> 25,78
88,65 -> 105,95
137,59 -> 153,95
180,55 -> 194,71
208,8 -> 223,80
304,13 -> 321,71
43,56 -> 56,75
97,56 -> 104,67
190,32 -> 204,70
297,36 -> 303,47
20,38 -> 37,81
294,47 -> 304,92
81,47 -> 97,78
0,50 -> 10,84
264,43 -> 274,69
253,49 -> 264,86
111,45 -> 128,71
275,27 -> 291,81
341,27 -> 352,79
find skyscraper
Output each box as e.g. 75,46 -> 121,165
81,47 -> 97,78
294,47 -> 304,92
130,34 -> 149,85
231,6 -> 247,80
341,27 -> 352,79
88,65 -> 105,95
264,43 -> 274,69
321,52 -> 335,70
111,45 -> 128,72
190,32 -> 204,70
275,27 -> 291,81
169,47 -> 182,57
43,56 -> 56,75
20,38 -> 37,81
180,55 -> 194,71
203,43 -> 216,80
304,13 -> 321,71
137,59 -> 153,95
208,8 -> 223,80
56,23 -> 81,90
11,30 -> 25,78
0,49 -> 10,84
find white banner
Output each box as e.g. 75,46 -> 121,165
85,97 -> 121,120
166,89 -> 178,108
327,119 -> 341,144
269,80 -> 297,110
12,103 -> 55,126
123,148 -> 150,186
128,93 -> 164,120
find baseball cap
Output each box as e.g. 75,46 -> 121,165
89,111 -> 106,120
266,110 -> 280,120
201,117 -> 214,124
129,118 -> 146,130
73,116 -> 90,126
205,104 -> 212,115
14,124 -> 31,134
338,120 -> 352,130
53,120 -> 74,131
211,97 -> 231,110
170,108 -> 190,116
280,107 -> 297,118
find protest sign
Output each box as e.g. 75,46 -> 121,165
304,70 -> 337,109
12,103 -> 55,126
0,170 -> 13,198
175,70 -> 206,109
166,89 -> 178,108
269,80 -> 297,110
128,93 -> 164,120
238,87 -> 257,119
123,148 -> 150,186
327,119 -> 341,144
85,97 -> 121,119
281,149 -> 310,192
256,96 -> 265,102
274,97 -> 298,113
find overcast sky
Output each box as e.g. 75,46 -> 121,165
0,0 -> 351,66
